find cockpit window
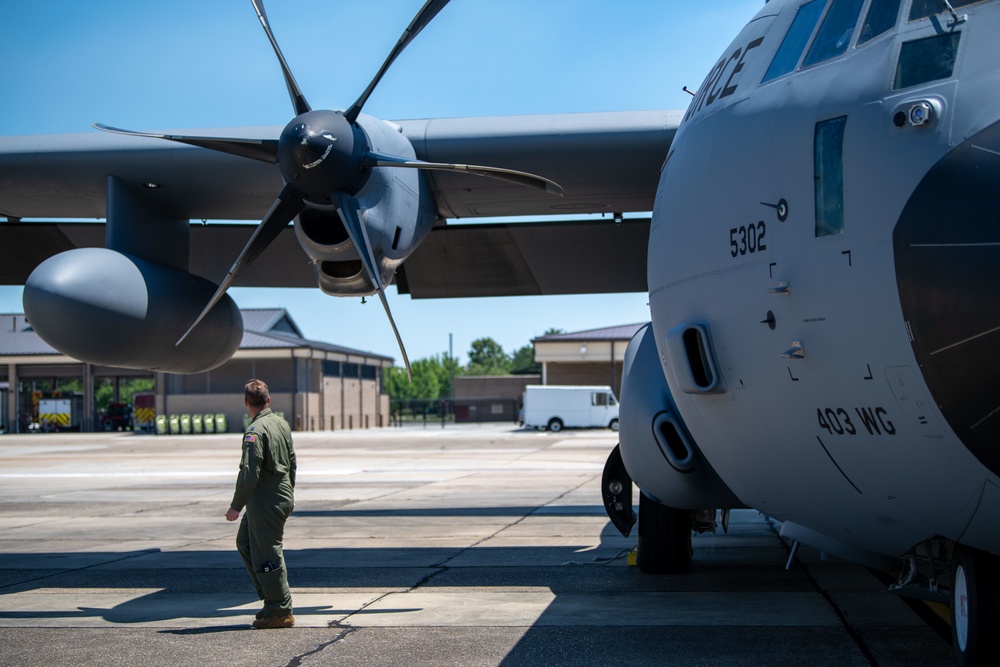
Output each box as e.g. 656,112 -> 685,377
910,0 -> 986,20
762,0 -> 827,83
803,0 -> 866,66
858,0 -> 903,44
893,33 -> 961,89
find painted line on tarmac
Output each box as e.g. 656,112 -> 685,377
0,469 -> 363,478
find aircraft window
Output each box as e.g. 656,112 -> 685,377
910,0 -> 984,20
762,0 -> 827,83
814,116 -> 847,237
893,33 -> 961,89
858,0 -> 903,44
803,0 -> 866,66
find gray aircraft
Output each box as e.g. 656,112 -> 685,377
1,0 -> 997,663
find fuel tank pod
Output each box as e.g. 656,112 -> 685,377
618,323 -> 742,509
23,247 -> 243,373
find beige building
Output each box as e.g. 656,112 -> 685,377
0,309 -> 392,433
445,324 -> 644,415
532,324 -> 644,397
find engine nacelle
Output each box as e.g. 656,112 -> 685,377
23,248 -> 243,373
619,322 -> 742,509
293,114 -> 437,299
294,208 -> 377,297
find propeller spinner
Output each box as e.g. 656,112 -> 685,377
277,111 -> 366,203
96,0 -> 563,379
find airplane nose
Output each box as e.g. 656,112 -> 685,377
892,118 -> 1000,477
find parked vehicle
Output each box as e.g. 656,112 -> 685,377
132,393 -> 156,432
101,403 -> 133,431
521,385 -> 619,433
36,394 -> 84,432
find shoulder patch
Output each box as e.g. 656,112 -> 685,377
244,434 -> 256,443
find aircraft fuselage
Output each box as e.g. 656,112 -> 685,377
647,0 -> 1000,559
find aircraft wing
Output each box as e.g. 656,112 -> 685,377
400,111 -> 678,219
0,110 -> 678,295
396,218 -> 651,298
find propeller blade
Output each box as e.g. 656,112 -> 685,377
361,151 -> 564,196
344,0 -> 451,123
177,184 -> 304,345
94,123 -> 279,164
334,192 -> 412,380
250,0 -> 311,116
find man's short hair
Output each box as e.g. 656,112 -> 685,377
245,379 -> 269,408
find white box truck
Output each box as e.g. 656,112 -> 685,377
522,385 -> 619,432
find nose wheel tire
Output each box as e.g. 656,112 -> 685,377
636,492 -> 692,574
951,546 -> 1000,666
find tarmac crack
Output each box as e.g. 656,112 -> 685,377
326,473 -> 601,630
426,472 -> 601,572
769,518 -> 881,667
283,624 -> 360,667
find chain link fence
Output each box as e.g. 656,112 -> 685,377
389,398 -> 521,427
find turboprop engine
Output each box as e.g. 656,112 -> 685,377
291,115 -> 438,299
94,0 -> 561,380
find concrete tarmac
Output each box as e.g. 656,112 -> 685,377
0,424 -> 953,666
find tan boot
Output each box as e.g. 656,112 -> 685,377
252,614 -> 295,629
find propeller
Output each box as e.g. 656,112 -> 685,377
335,192 -> 410,374
251,0 -> 311,117
92,123 -> 278,164
95,0 -> 563,380
344,0 -> 451,124
176,184 -> 304,345
361,152 -> 564,196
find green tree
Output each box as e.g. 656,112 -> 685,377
120,377 -> 154,404
95,381 -> 115,412
385,354 -> 462,400
410,358 -> 443,399
438,353 -> 462,399
511,344 -> 540,375
384,366 -> 415,401
466,337 -> 512,375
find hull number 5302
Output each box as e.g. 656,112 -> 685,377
730,221 -> 766,257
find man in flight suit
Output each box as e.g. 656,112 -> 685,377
225,379 -> 297,628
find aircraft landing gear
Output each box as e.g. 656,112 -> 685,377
636,492 -> 692,574
951,546 -> 1000,666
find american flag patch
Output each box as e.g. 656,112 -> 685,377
244,434 -> 256,443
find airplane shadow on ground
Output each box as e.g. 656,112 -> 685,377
0,505 -> 645,628
0,506 -> 916,664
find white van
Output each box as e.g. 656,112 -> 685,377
521,385 -> 619,432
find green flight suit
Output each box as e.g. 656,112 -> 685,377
230,407 -> 297,617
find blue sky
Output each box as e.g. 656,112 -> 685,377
0,1 -> 757,364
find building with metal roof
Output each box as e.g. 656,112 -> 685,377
532,323 -> 646,396
0,309 -> 393,434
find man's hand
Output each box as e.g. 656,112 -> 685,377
225,508 -> 240,522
